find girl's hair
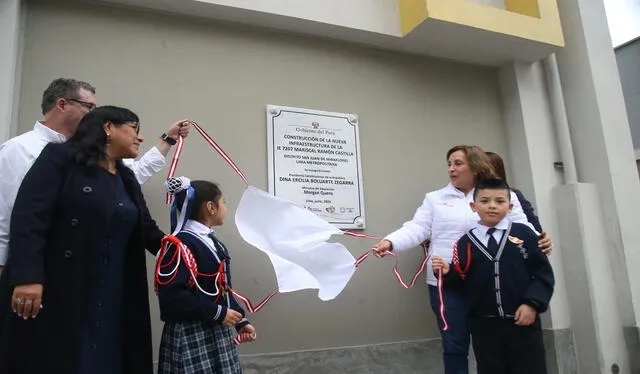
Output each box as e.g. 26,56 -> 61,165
66,105 -> 139,168
187,180 -> 223,221
485,151 -> 507,183
446,145 -> 497,183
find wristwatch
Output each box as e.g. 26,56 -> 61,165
160,133 -> 177,145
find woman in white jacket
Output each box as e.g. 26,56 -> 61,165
372,145 -> 551,374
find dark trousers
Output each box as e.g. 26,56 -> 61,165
469,316 -> 548,374
428,285 -> 469,374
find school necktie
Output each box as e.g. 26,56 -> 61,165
486,227 -> 500,257
208,233 -> 231,260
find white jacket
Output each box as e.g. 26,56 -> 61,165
385,183 -> 535,286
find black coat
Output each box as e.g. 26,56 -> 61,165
0,143 -> 164,374
513,188 -> 543,233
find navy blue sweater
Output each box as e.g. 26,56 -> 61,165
445,222 -> 554,318
157,231 -> 249,330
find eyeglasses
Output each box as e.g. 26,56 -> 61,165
67,98 -> 96,111
123,121 -> 140,135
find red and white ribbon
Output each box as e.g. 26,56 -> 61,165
437,270 -> 449,331
165,137 -> 185,204
163,122 -> 442,343
231,290 -> 278,314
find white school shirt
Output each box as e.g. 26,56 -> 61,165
470,218 -> 511,248
0,122 -> 166,266
181,220 -> 222,261
385,183 -> 535,286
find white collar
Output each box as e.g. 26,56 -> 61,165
183,219 -> 213,236
33,121 -> 67,143
475,217 -> 510,237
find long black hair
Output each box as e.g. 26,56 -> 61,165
66,106 -> 139,168
172,180 -> 223,222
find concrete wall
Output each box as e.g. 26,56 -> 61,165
20,0 -> 508,363
183,0 -> 402,35
0,0 -> 24,142
615,38 -> 640,150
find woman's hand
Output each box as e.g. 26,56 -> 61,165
238,324 -> 257,342
431,256 -> 450,275
12,283 -> 44,319
372,240 -> 393,258
538,232 -> 552,256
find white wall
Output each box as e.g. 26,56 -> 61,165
20,0 -> 508,356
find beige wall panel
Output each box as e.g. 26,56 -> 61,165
19,0 -> 507,356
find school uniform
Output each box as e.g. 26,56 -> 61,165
157,220 -> 249,374
446,219 -> 554,374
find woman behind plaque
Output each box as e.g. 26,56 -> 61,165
0,106 -> 164,374
371,145 -> 552,374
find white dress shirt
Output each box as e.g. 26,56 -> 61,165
0,122 -> 166,266
181,220 -> 223,262
469,218 -> 511,248
385,183 -> 536,286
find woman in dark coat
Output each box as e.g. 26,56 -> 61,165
486,151 -> 543,233
0,106 -> 165,374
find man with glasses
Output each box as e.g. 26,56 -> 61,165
0,78 -> 191,270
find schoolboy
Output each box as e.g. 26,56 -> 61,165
432,178 -> 554,374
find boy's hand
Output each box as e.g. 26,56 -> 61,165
372,240 -> 392,258
514,304 -> 537,326
538,232 -> 552,256
431,256 -> 450,275
223,309 -> 243,327
239,324 -> 257,342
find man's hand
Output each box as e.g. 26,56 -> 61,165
165,120 -> 192,140
12,283 -> 44,319
514,304 -> 537,326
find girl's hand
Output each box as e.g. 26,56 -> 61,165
239,324 -> 257,342
223,309 -> 242,327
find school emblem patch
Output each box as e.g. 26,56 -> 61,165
508,236 -> 528,259
508,236 -> 524,245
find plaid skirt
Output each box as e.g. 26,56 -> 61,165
158,321 -> 242,374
